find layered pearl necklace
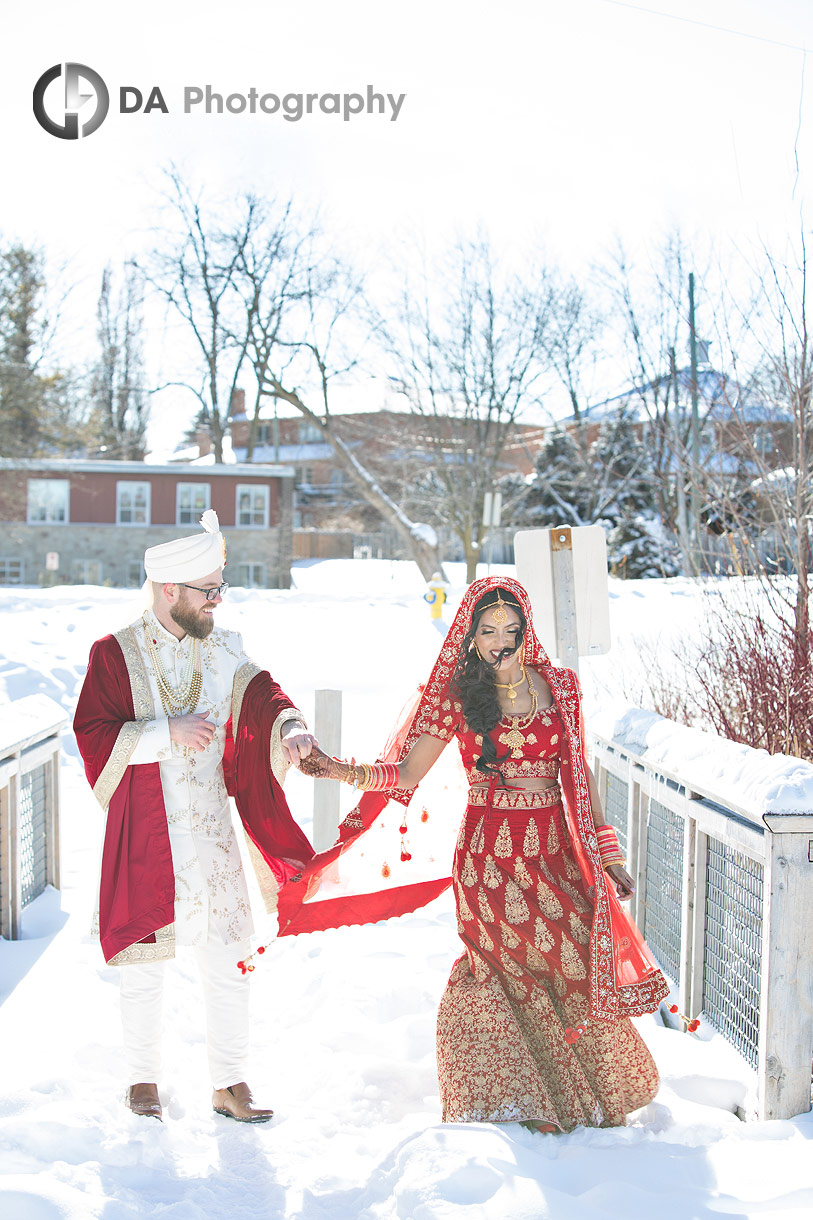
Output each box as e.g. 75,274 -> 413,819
142,615 -> 203,717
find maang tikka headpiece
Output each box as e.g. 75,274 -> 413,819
482,589 -> 509,624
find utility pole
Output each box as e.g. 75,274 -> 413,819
670,346 -> 691,572
688,272 -> 702,576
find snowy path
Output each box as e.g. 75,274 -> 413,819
1,563 -> 812,1219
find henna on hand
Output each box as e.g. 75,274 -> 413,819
298,746 -> 349,781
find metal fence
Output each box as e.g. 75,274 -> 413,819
0,695 -> 67,939
590,719 -> 813,1121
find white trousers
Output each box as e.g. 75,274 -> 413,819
119,931 -> 251,1090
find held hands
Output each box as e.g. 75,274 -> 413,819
169,712 -> 216,752
606,863 -> 635,901
280,722 -> 318,766
297,743 -> 348,781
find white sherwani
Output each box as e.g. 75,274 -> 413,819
130,611 -> 254,946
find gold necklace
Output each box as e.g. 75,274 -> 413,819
494,665 -> 527,704
143,616 -> 203,717
497,681 -> 539,758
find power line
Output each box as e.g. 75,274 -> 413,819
599,0 -> 810,55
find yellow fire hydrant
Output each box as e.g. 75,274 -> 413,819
424,572 -> 448,620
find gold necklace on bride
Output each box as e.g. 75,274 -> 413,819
497,679 -> 539,758
494,664 -> 527,704
143,615 -> 203,717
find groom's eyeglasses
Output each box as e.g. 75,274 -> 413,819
178,582 -> 229,601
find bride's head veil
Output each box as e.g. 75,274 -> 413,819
275,577 -> 552,936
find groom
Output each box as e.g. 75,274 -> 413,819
74,511 -> 316,1122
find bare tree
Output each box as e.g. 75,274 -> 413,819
246,233 -> 448,579
382,238 -> 553,580
89,262 -> 148,458
144,168 -> 261,462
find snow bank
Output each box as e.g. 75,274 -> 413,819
592,704 -> 813,818
1,563 -> 812,1219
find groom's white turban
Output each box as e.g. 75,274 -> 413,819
144,510 -> 226,583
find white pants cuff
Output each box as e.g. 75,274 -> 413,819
119,933 -> 251,1088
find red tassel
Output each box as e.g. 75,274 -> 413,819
382,863 -> 391,878
421,809 -> 429,823
257,945 -> 265,955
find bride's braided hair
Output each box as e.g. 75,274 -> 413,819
451,588 -> 526,777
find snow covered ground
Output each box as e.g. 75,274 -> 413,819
1,560 -> 812,1220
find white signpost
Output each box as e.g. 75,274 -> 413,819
514,526 -> 611,676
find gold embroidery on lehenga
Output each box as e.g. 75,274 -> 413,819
560,934 -> 587,980
560,877 -> 590,912
526,943 -> 550,972
479,927 -> 495,953
523,819 -> 540,856
536,878 -> 563,920
457,888 -> 475,923
569,911 -> 591,945
504,879 -> 530,925
500,921 -> 520,949
461,853 -> 478,887
563,850 -> 581,882
477,886 -> 495,923
500,948 -> 524,977
553,969 -> 568,997
533,916 -> 554,952
483,855 -> 502,889
494,819 -> 513,858
471,816 -> 485,853
547,818 -> 561,855
514,857 -> 534,890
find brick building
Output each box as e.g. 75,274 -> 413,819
0,459 -> 294,588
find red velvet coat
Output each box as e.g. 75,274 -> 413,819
74,633 -> 314,963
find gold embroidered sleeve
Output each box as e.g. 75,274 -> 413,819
92,720 -> 148,811
269,707 -> 307,787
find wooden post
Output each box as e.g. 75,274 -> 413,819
679,811 -> 697,1016
46,749 -> 60,890
313,690 -> 342,852
550,527 -> 579,676
758,815 -> 813,1119
0,765 -> 13,941
687,826 -> 709,1022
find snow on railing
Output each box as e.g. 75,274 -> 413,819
589,706 -> 813,1122
0,694 -> 67,940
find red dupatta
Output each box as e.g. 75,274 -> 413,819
278,576 -> 668,1020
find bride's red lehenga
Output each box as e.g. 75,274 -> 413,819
435,707 -> 661,1128
277,576 -> 669,1132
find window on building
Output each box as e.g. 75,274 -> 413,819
71,559 -> 103,585
294,466 -> 315,488
116,481 -> 151,525
127,560 -> 146,587
235,484 -> 269,527
256,422 -> 271,445
237,562 -> 266,588
298,422 -> 322,444
330,468 -> 346,488
27,479 -> 69,524
0,558 -> 24,585
176,482 -> 211,525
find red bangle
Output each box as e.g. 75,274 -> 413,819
596,825 -> 625,868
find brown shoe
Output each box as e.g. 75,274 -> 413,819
212,1081 -> 274,1123
125,1082 -> 162,1121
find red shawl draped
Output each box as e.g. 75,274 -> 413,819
74,634 -> 314,963
277,576 -> 668,1020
